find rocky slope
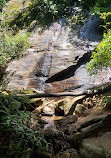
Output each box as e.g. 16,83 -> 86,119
4,16 -> 111,93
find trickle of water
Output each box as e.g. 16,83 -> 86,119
41,115 -> 63,130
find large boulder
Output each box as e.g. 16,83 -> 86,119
80,132 -> 111,158
55,97 -> 71,115
42,106 -> 54,116
75,104 -> 87,117
29,98 -> 45,108
80,141 -> 105,158
55,97 -> 84,115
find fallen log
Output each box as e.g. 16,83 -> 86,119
16,82 -> 111,114
26,92 -> 86,98
68,113 -> 111,146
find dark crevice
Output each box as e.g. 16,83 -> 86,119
45,51 -> 92,83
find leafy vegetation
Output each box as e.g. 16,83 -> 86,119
81,0 -> 111,12
100,12 -> 111,30
91,0 -> 111,15
104,96 -> 111,109
3,0 -> 78,32
0,32 -> 29,68
0,0 -> 7,11
86,0 -> 111,75
0,93 -> 48,158
81,0 -> 97,10
86,30 -> 111,75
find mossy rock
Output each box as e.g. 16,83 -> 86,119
55,98 -> 73,115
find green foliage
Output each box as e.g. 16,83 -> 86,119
92,0 -> 111,15
86,30 -> 111,75
100,12 -> 111,30
104,96 -> 111,104
0,32 -> 29,67
0,0 -> 6,11
0,93 -> 48,158
81,0 -> 97,10
85,0 -> 111,75
8,0 -> 76,31
81,0 -> 111,14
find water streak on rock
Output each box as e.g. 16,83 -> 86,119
5,15 -> 111,93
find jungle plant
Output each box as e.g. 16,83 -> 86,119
86,30 -> 111,75
0,0 -> 6,11
0,93 -> 48,158
8,0 -> 76,31
0,32 -> 29,67
100,12 -> 111,30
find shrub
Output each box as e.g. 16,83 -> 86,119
8,0 -> 77,31
100,12 -> 111,30
81,0 -> 97,10
0,0 -> 6,11
0,32 -> 29,67
0,93 -> 48,158
86,30 -> 111,75
92,0 -> 111,14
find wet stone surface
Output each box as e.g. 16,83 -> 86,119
4,16 -> 111,93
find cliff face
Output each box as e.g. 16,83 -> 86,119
4,15 -> 111,93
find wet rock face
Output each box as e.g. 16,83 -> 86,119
4,16 -> 111,92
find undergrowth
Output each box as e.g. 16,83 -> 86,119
0,93 -> 48,158
0,0 -> 8,11
0,32 -> 29,68
86,30 -> 111,75
1,0 -> 79,32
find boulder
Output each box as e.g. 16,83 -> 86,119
80,132 -> 111,158
75,104 -> 87,116
55,98 -> 71,115
55,97 -> 78,115
31,149 -> 52,158
55,151 -> 70,158
29,98 -> 45,108
42,106 -> 54,116
80,141 -> 105,158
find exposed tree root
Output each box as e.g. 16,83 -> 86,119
77,117 -> 103,132
68,113 -> 111,146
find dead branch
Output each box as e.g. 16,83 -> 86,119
17,82 -> 111,99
